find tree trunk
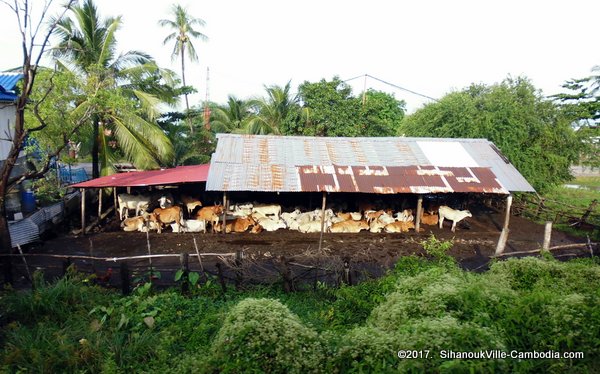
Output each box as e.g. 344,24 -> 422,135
180,47 -> 193,135
91,116 -> 100,179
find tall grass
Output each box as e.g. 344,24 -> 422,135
1,237 -> 599,373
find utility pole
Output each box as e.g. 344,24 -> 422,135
204,67 -> 211,130
362,74 -> 368,106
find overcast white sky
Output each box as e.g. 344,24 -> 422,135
1,0 -> 599,113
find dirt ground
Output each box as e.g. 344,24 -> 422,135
12,204 -> 594,290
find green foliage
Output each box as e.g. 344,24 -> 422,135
281,77 -> 405,137
2,255 -> 599,373
421,234 -> 454,262
209,298 -> 325,373
399,77 -> 583,192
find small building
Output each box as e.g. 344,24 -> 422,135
0,72 -> 23,162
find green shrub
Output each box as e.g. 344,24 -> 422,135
209,298 -> 325,373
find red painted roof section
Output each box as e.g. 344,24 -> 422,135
297,165 -> 508,194
70,164 -> 210,188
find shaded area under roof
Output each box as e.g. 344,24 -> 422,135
206,134 -> 535,193
71,164 -> 210,188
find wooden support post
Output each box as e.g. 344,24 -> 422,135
542,221 -> 552,251
98,188 -> 103,219
146,231 -> 153,285
415,195 -> 423,233
318,192 -> 327,251
179,253 -> 189,294
113,187 -> 118,218
120,262 -> 131,295
80,188 -> 86,235
495,194 -> 513,256
222,192 -> 228,234
281,256 -> 293,293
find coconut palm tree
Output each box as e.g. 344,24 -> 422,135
210,95 -> 254,133
245,82 -> 299,135
52,0 -> 175,177
159,4 -> 208,133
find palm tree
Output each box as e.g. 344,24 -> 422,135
210,95 -> 254,133
245,82 -> 299,135
53,0 -> 175,177
159,4 -> 208,134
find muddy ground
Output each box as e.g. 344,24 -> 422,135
11,205 -> 595,290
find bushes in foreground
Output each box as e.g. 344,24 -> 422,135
1,239 -> 599,373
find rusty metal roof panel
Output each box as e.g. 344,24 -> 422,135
208,134 -> 534,193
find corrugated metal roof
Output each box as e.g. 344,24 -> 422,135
0,72 -> 23,102
71,164 -> 210,188
0,72 -> 23,91
206,134 -> 535,193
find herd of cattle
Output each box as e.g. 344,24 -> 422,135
117,192 -> 473,235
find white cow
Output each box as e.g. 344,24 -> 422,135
394,209 -> 414,222
117,193 -> 151,220
171,219 -> 205,233
298,220 -> 331,233
438,205 -> 472,232
255,216 -> 287,232
180,195 -> 203,215
252,204 -> 282,218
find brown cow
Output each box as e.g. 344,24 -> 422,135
384,220 -> 415,233
225,216 -> 256,233
329,219 -> 369,233
420,213 -> 439,226
149,206 -> 184,233
196,205 -> 224,233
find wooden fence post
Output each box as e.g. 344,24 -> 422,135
179,253 -> 189,294
216,262 -> 227,297
495,194 -> 513,256
580,199 -> 598,224
120,262 -> 130,295
281,256 -> 294,293
234,250 -> 243,289
343,261 -> 352,285
80,188 -> 86,235
62,257 -> 72,277
542,221 -> 552,251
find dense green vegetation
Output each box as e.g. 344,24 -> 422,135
2,237 -> 599,373
398,78 -> 583,193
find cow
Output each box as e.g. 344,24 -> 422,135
255,216 -> 287,232
196,205 -> 224,233
377,213 -> 396,225
365,210 -> 386,223
369,219 -> 386,233
171,219 -> 205,233
225,216 -> 257,233
281,209 -> 301,227
252,204 -> 282,218
394,209 -> 414,222
329,219 -> 369,233
420,213 -> 439,226
117,193 -> 151,220
149,206 -> 184,234
180,195 -> 203,215
438,206 -> 472,232
230,203 -> 253,218
298,220 -> 331,233
120,215 -> 160,232
384,220 -> 415,233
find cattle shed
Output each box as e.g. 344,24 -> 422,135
70,164 -> 210,234
206,134 -> 534,252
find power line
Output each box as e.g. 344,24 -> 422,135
343,73 -> 438,102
